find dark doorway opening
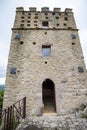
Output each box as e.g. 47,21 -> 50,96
42,79 -> 56,113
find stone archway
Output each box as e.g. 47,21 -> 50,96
42,79 -> 56,113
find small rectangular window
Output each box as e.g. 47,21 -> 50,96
42,21 -> 49,28
10,68 -> 16,74
71,34 -> 76,39
42,45 -> 51,57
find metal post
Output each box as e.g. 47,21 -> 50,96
23,97 -> 26,118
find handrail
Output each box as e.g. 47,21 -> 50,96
0,97 -> 26,130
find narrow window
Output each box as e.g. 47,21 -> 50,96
27,20 -> 30,23
71,34 -> 76,39
35,13 -> 38,15
42,21 -> 49,28
34,21 -> 37,23
21,20 -> 24,22
57,23 -> 59,26
46,17 -> 48,19
42,45 -> 51,57
21,16 -> 24,19
20,24 -> 24,28
10,68 -> 16,74
28,17 -> 31,19
34,24 -> 37,26
34,16 -> 38,19
72,42 -> 75,45
56,17 -> 59,19
15,34 -> 20,39
64,17 -> 68,21
78,66 -> 84,73
27,24 -> 30,26
64,23 -> 67,26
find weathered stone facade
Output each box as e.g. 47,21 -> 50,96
3,7 -> 87,116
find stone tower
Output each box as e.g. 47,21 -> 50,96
3,7 -> 87,116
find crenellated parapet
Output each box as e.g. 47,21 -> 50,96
14,7 -> 76,30
16,7 -> 72,13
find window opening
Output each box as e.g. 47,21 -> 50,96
15,34 -> 21,39
27,24 -> 30,26
20,24 -> 24,26
57,23 -> 59,26
64,17 -> 68,21
10,68 -> 16,74
34,16 -> 38,19
34,21 -> 37,23
21,20 -> 24,22
59,13 -> 61,15
72,42 -> 75,45
20,41 -> 24,45
53,27 -> 56,29
34,24 -> 37,26
71,34 -> 76,39
27,20 -> 30,23
56,17 -> 59,19
45,61 -> 47,64
64,23 -> 67,26
33,42 -> 36,45
42,21 -> 49,28
78,66 -> 84,73
21,16 -> 24,19
35,13 -> 38,15
45,32 -> 47,34
28,13 -> 31,15
42,45 -> 51,57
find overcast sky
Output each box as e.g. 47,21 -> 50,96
0,0 -> 87,84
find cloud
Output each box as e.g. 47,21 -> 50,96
0,78 -> 5,85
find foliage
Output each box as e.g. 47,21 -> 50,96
0,90 -> 4,109
81,114 -> 87,119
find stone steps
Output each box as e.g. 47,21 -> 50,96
16,114 -> 87,130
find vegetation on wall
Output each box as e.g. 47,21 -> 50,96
0,90 -> 4,110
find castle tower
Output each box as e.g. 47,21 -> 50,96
3,7 -> 87,115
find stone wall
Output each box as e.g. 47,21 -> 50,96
3,7 -> 87,116
16,114 -> 87,130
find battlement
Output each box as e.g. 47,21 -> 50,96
14,7 -> 76,30
16,7 -> 72,13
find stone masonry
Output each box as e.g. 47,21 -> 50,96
16,114 -> 87,130
3,7 -> 87,116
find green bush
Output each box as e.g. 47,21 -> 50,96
0,90 -> 4,109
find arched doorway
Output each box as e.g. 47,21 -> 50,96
42,79 -> 56,113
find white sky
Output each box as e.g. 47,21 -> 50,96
0,0 -> 87,84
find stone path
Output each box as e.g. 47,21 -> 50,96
16,114 -> 87,130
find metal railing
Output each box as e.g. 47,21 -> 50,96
0,97 -> 26,130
